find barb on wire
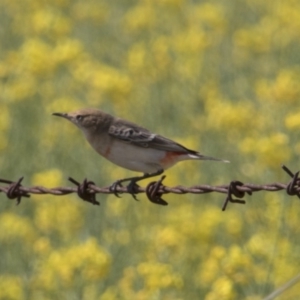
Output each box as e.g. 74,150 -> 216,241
0,177 -> 30,205
68,177 -> 100,206
222,181 -> 247,211
146,175 -> 168,206
0,165 -> 299,211
282,165 -> 300,199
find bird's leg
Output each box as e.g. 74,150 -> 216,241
109,169 -> 164,200
109,176 -> 140,198
127,169 -> 164,199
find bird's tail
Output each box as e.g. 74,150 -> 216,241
190,153 -> 230,163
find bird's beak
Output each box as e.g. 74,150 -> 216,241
52,112 -> 70,120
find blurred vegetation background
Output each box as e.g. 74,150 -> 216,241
1,0 -> 300,299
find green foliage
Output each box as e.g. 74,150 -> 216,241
1,0 -> 300,299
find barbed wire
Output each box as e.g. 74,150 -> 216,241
0,165 -> 299,211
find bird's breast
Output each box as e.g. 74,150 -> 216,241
103,140 -> 165,173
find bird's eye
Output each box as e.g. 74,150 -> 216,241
76,115 -> 83,122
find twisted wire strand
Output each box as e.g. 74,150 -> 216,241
0,165 -> 299,210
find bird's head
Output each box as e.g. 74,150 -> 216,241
53,108 -> 111,134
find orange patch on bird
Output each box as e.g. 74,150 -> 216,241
103,145 -> 111,158
160,151 -> 185,167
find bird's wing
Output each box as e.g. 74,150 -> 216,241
108,119 -> 195,154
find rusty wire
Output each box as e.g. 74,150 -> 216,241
0,165 -> 299,211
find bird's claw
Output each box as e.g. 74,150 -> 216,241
109,180 -> 140,201
126,181 -> 140,201
109,181 -> 123,198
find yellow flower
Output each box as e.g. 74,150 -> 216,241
20,39 -> 55,75
137,262 -> 183,289
31,169 -> 63,187
239,133 -> 290,168
285,110 -> 300,129
33,238 -> 111,290
205,99 -> 259,134
205,276 -> 234,300
123,4 -> 156,32
34,198 -> 83,239
32,9 -> 71,36
53,39 -> 83,64
0,213 -> 36,245
0,105 -> 10,150
256,69 -> 300,104
0,275 -> 24,300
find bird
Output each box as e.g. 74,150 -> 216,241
53,108 -> 229,198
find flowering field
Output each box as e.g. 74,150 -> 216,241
1,0 -> 300,299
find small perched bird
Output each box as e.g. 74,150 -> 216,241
53,108 -> 229,196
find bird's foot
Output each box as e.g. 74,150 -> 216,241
109,180 -> 124,198
109,170 -> 164,201
126,181 -> 140,201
